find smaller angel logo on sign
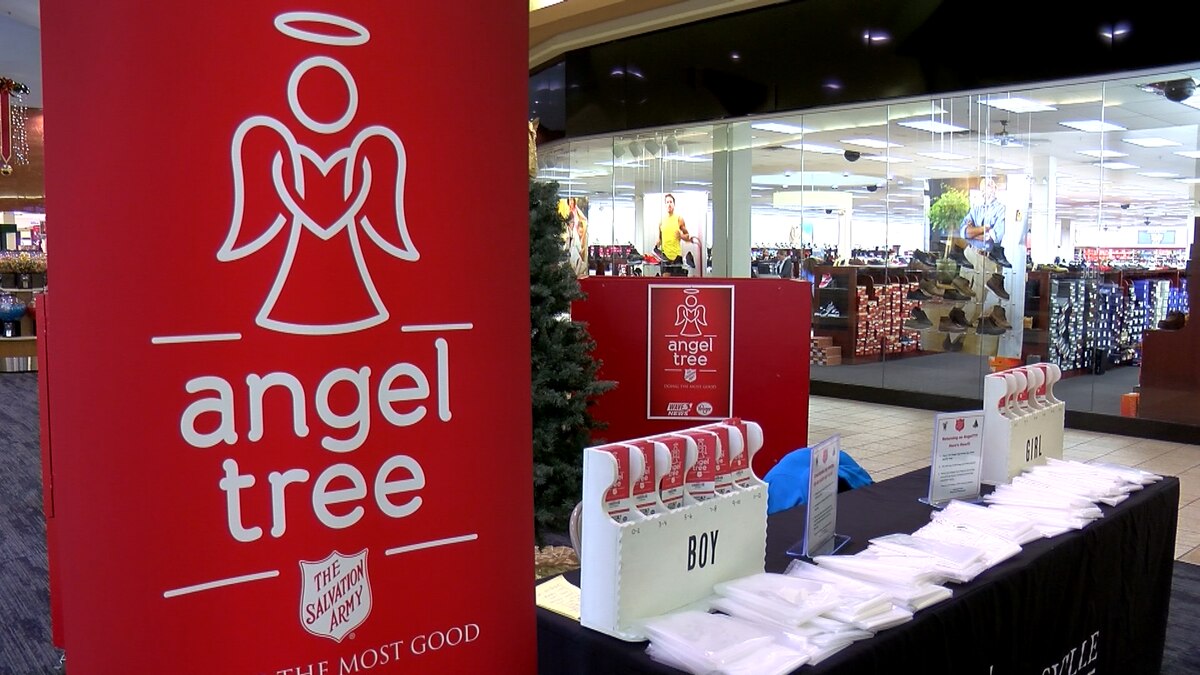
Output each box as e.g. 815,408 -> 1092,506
299,549 -> 373,642
674,289 -> 708,338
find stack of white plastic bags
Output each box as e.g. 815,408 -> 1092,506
982,458 -> 1161,536
637,459 -> 1162,674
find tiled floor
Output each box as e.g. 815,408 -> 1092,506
808,395 -> 1200,562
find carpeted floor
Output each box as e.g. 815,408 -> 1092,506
0,371 -> 1197,673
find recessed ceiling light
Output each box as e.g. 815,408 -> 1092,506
897,120 -> 969,133
675,180 -> 712,186
751,122 -> 810,134
1175,178 -> 1200,184
1122,137 -> 1181,148
979,96 -> 1057,113
917,151 -> 970,161
926,165 -> 969,173
1060,120 -> 1127,133
1077,149 -> 1128,159
1137,172 -> 1180,179
781,142 -> 843,154
986,162 -> 1024,171
1093,162 -> 1138,170
1173,150 -> 1200,159
841,138 -> 901,149
861,155 -> 911,163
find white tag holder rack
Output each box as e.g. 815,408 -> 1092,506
579,420 -> 768,641
981,362 -> 1066,485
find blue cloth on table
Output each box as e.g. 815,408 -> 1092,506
763,447 -> 874,515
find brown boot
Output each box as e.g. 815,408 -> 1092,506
985,273 -> 1010,300
948,306 -> 971,329
951,276 -> 975,298
939,315 -> 967,333
990,305 -> 1012,330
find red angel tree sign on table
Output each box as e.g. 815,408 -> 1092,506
40,5 -> 533,674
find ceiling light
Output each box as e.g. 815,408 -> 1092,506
841,138 -> 900,149
1174,150 -> 1200,158
675,180 -> 712,186
1122,137 -> 1180,148
926,165 -> 969,173
781,142 -> 843,154
986,162 -> 1024,171
1060,120 -> 1126,133
861,155 -> 911,163
918,151 -> 970,161
1077,149 -> 1128,159
897,120 -> 969,133
979,97 -> 1057,113
1137,172 -> 1180,179
1093,162 -> 1138,170
751,122 -> 810,134
1174,178 -> 1200,184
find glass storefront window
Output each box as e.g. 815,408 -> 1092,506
538,67 -> 1200,429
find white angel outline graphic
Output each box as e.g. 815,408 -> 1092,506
218,13 -> 418,336
674,290 -> 708,337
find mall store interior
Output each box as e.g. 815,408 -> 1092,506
528,1 -> 1200,439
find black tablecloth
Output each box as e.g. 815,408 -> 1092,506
537,468 -> 1180,674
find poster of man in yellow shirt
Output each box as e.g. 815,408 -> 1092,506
651,192 -> 706,277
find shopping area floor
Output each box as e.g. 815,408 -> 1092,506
808,395 -> 1200,562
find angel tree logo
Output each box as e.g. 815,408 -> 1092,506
220,11 -> 418,335
300,549 -> 372,642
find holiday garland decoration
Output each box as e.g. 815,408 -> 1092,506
0,77 -> 30,176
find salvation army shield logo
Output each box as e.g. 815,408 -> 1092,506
955,418 -> 965,432
684,368 -> 698,383
299,549 -> 373,642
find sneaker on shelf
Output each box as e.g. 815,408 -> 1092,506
986,273 -> 1010,300
943,334 -> 964,352
977,316 -> 1007,335
987,244 -> 1013,268
642,253 -> 661,264
904,307 -> 934,330
938,315 -> 967,334
819,273 -> 834,288
907,287 -> 933,301
948,306 -> 971,329
908,259 -> 935,272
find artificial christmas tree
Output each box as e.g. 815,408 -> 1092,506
530,179 -> 615,539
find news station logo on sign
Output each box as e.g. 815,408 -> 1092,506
647,285 -> 734,419
40,3 -> 532,674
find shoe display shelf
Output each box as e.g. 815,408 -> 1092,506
909,255 -> 1006,355
0,283 -> 42,373
588,244 -> 641,276
1021,270 -> 1051,364
812,265 -> 922,363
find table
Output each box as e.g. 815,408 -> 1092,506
537,468 -> 1180,674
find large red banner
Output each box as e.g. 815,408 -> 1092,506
40,4 -> 532,674
647,284 -> 734,420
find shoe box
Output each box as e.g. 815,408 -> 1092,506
809,335 -> 842,365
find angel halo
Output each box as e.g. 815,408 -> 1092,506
273,12 -> 370,46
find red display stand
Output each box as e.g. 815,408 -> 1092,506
573,277 -> 812,477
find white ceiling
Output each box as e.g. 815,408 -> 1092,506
539,66 -> 1200,235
